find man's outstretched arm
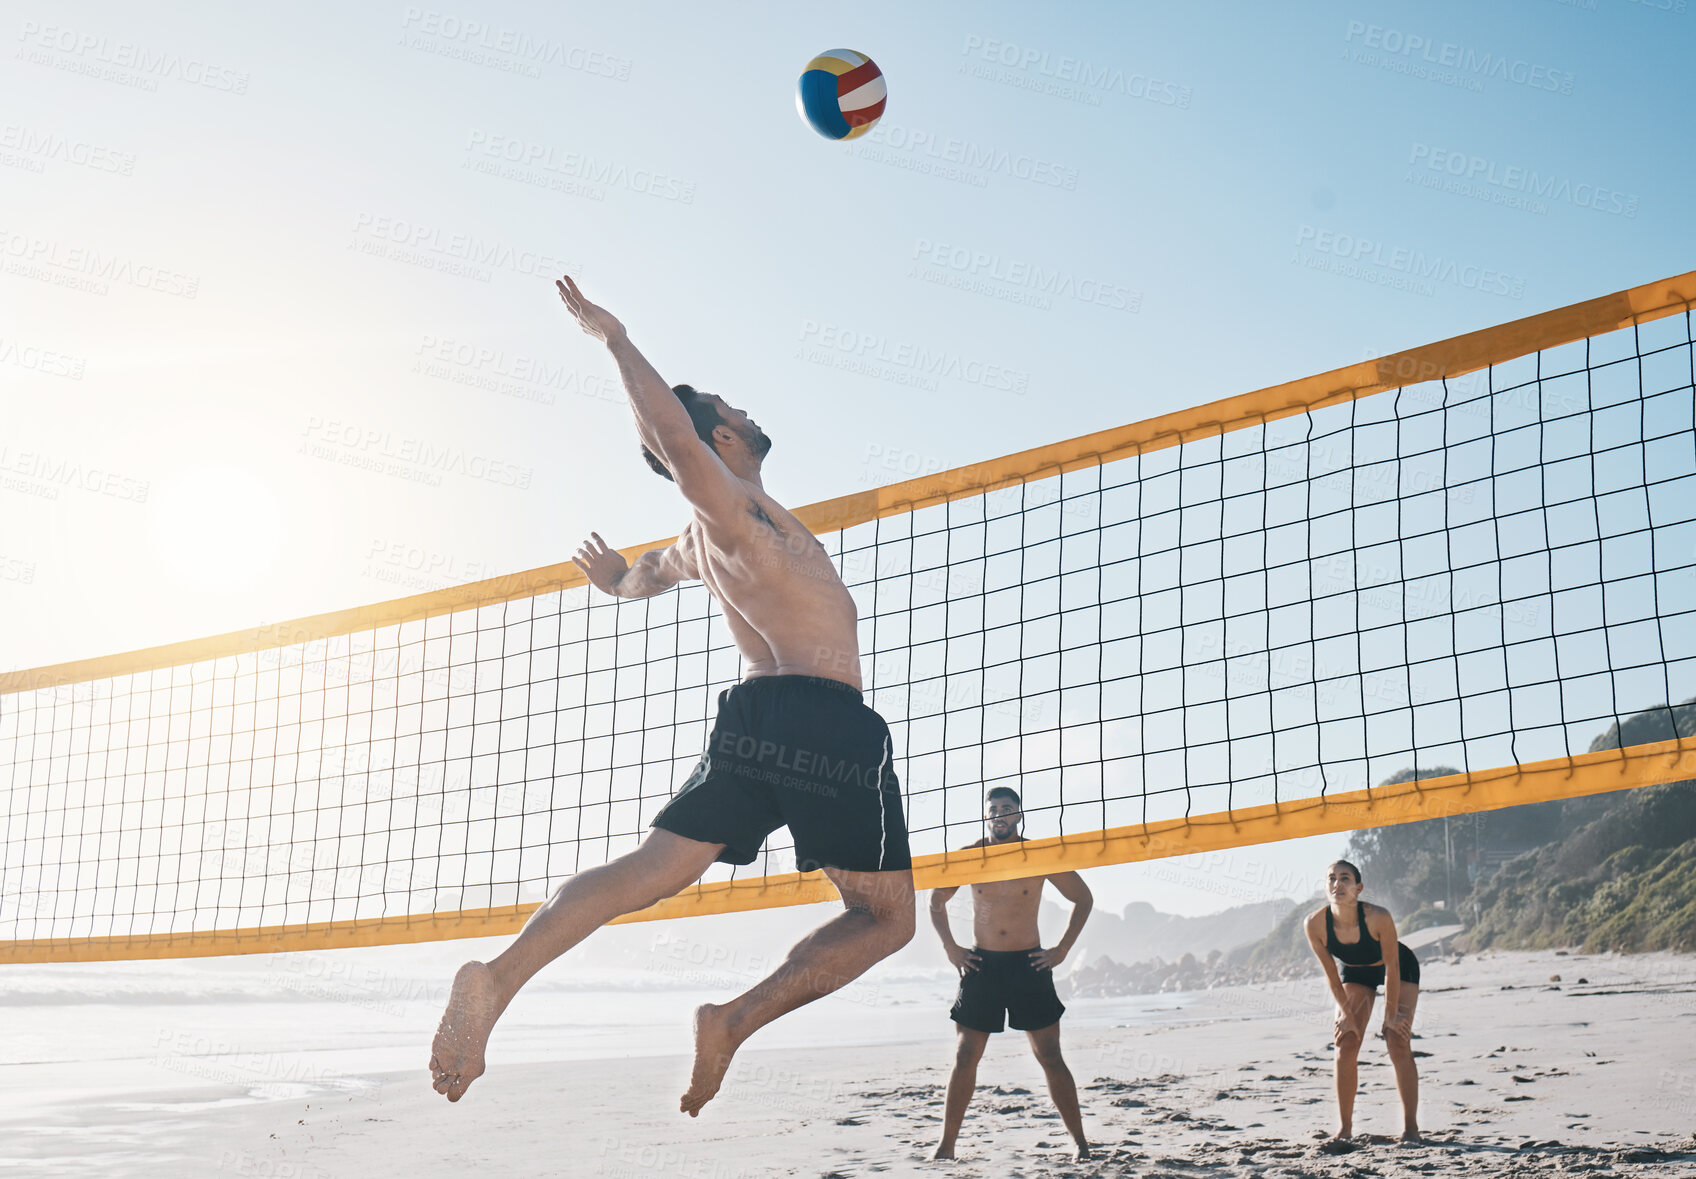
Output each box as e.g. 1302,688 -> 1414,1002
556,275 -> 740,513
572,532 -> 695,599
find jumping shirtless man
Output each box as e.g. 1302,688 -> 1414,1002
429,275 -> 916,1115
929,787 -> 1093,1161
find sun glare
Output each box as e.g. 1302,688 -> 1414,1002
148,463 -> 284,594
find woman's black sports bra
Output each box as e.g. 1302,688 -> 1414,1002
1325,904 -> 1382,966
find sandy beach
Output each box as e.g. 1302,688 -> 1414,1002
5,944 -> 1695,1177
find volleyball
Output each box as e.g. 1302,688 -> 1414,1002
796,48 -> 887,141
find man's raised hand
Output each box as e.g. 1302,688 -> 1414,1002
556,274 -> 626,343
572,532 -> 628,595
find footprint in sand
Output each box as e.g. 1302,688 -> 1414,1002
1317,1138 -> 1361,1155
1084,1077 -> 1141,1093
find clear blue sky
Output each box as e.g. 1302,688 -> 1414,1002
3,0 -> 1692,915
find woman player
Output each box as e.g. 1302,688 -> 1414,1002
1303,859 -> 1420,1142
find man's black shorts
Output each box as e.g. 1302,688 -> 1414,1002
949,947 -> 1066,1034
650,675 -> 912,874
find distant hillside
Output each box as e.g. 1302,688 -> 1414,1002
1225,901 -> 1319,974
1342,699 -> 1696,911
1195,698 -> 1696,975
1458,697 -> 1696,953
1067,897 -> 1299,970
1058,898 -> 1310,996
1465,781 -> 1696,952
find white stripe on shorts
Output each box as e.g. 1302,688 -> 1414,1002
874,734 -> 892,871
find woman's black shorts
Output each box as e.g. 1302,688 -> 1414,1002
1341,942 -> 1421,989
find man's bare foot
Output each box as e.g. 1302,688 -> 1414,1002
429,962 -> 503,1102
932,1143 -> 956,1161
1073,1141 -> 1092,1161
1400,1128 -> 1423,1145
1332,1126 -> 1353,1140
679,1002 -> 741,1117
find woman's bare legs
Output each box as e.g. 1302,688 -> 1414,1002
1385,985 -> 1421,1142
1332,983 -> 1377,1139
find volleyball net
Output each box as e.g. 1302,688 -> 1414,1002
4,272 -> 1695,964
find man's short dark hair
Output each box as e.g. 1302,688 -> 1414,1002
986,786 -> 1022,807
641,385 -> 723,481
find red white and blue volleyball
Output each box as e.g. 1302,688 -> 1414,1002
796,49 -> 887,141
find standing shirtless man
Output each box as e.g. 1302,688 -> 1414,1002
929,787 -> 1093,1161
429,275 -> 915,1116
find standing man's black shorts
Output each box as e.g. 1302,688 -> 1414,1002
650,675 -> 912,874
949,948 -> 1066,1033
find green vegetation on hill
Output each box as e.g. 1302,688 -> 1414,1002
1224,698 -> 1696,966
1465,782 -> 1696,952
1361,698 -> 1696,952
